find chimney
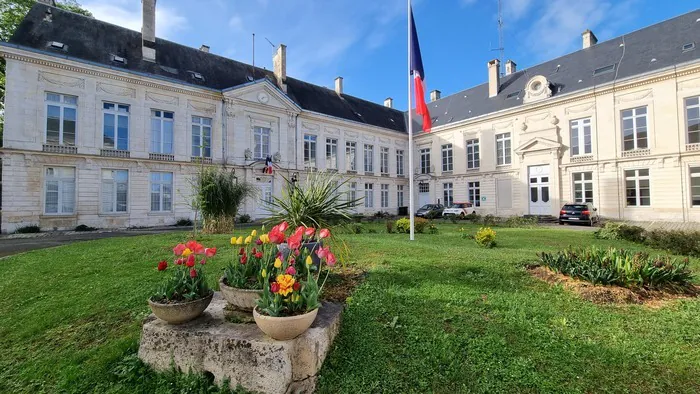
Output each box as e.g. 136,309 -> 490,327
273,44 -> 287,92
141,0 -> 157,62
335,77 -> 343,95
199,45 -> 210,53
487,59 -> 500,98
430,90 -> 441,102
582,29 -> 598,49
384,97 -> 393,108
505,60 -> 517,76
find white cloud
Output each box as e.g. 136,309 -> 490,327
503,0 -> 535,20
82,0 -> 188,39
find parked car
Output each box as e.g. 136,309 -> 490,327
442,202 -> 476,217
558,202 -> 599,226
416,204 -> 444,218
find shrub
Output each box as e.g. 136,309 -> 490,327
594,222 -> 645,243
197,167 -> 255,233
386,220 -> 394,234
74,224 -> 97,232
351,224 -> 365,234
237,214 -> 252,224
474,227 -> 497,248
14,225 -> 40,234
480,214 -> 499,227
539,247 -> 695,291
395,217 -> 429,234
374,211 -> 390,219
644,229 -> 700,257
465,212 -> 480,222
368,228 -> 378,234
175,218 -> 193,227
427,223 -> 439,234
503,216 -> 538,228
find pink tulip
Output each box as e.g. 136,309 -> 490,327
326,252 -> 337,266
173,244 -> 186,256
205,247 -> 217,257
286,266 -> 297,275
304,227 -> 316,237
316,246 -> 329,259
319,228 -> 330,239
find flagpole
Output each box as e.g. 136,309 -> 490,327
407,0 -> 415,241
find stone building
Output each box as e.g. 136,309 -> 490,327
0,2 -> 698,232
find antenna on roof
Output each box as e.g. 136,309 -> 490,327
265,37 -> 276,55
490,0 -> 505,76
252,33 -> 255,81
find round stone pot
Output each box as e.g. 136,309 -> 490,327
253,307 -> 319,341
219,277 -> 263,311
278,241 -> 322,269
148,292 -> 214,325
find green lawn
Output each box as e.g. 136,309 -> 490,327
1,224 -> 699,393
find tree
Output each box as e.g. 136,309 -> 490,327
0,0 -> 92,144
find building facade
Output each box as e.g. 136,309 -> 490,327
0,3 -> 698,232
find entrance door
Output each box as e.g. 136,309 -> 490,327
418,182 -> 430,207
256,181 -> 273,219
528,165 -> 551,215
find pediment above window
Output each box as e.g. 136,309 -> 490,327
223,79 -> 301,113
514,137 -> 562,157
523,75 -> 553,104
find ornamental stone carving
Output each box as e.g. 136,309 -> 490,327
38,71 -> 85,89
244,149 -> 253,160
273,152 -> 282,162
523,75 -> 552,104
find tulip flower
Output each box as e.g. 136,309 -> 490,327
278,221 -> 289,232
199,258 -> 206,265
319,228 -> 331,239
230,237 -> 237,245
205,247 -> 217,257
255,239 -> 263,245
251,229 -> 258,237
157,260 -> 168,271
254,252 -> 263,259
326,252 -> 337,266
293,282 -> 301,291
241,254 -> 248,265
274,258 -> 282,269
244,235 -> 252,245
173,244 -> 186,256
182,248 -> 193,257
186,254 -> 196,267
270,282 -> 280,293
237,236 -> 244,245
286,266 -> 297,275
239,247 -> 245,255
186,240 -> 198,251
193,243 -> 205,255
190,268 -> 197,278
316,246 -> 329,259
305,255 -> 313,266
304,227 -> 316,237
261,268 -> 267,278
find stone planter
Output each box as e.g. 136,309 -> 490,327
253,307 -> 319,341
148,292 -> 214,325
278,241 -> 322,269
219,277 -> 262,311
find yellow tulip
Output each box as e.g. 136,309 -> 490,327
244,235 -> 252,245
230,237 -> 236,245
274,258 -> 282,269
182,248 -> 192,257
251,229 -> 258,237
237,236 -> 243,245
261,268 -> 267,278
260,234 -> 270,244
305,255 -> 312,266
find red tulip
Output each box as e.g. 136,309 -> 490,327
205,247 -> 217,257
241,254 -> 248,265
194,243 -> 205,255
278,221 -> 289,232
190,268 -> 197,278
316,246 -> 329,259
239,247 -> 245,255
288,228 -> 304,250
326,252 -> 337,266
288,256 -> 296,264
157,260 -> 168,271
304,227 -> 316,237
255,239 -> 263,245
186,254 -> 195,267
294,249 -> 301,256
251,247 -> 257,255
199,258 -> 206,265
269,227 -> 286,244
185,240 -> 198,251
254,251 -> 263,259
293,282 -> 301,291
286,266 -> 297,275
173,244 -> 187,256
319,228 -> 330,239
175,258 -> 184,265
270,282 -> 280,293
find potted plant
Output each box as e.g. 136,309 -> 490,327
149,240 -> 217,324
254,222 -> 336,340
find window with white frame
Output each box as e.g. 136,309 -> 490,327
397,185 -> 404,207
346,141 -> 357,171
150,172 -> 173,212
326,138 -> 338,170
396,149 -> 405,176
572,172 -> 594,203
191,116 -> 212,158
364,183 -> 374,208
253,126 -> 271,159
625,169 -> 650,206
466,139 -> 479,169
45,93 -> 77,146
690,167 -> 700,206
150,110 -> 174,154
570,118 -> 592,156
348,182 -> 357,203
101,169 -> 129,213
496,133 -> 511,165
686,96 -> 699,144
380,147 -> 389,174
441,144 -> 453,172
443,182 -> 453,206
468,182 -> 480,207
44,167 -> 75,214
381,184 -> 389,208
420,148 -> 431,174
304,134 -> 317,167
102,102 -> 129,150
364,144 -> 374,173
419,183 -> 429,193
621,107 -> 648,151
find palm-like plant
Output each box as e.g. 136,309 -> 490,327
265,171 -> 362,228
197,167 -> 255,233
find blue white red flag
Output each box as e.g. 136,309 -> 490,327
410,7 -> 431,133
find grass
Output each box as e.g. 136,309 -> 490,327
1,224 -> 700,393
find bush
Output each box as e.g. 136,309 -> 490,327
594,222 -> 645,243
395,217 -> 429,234
351,224 -> 365,234
474,227 -> 497,248
74,224 -> 97,232
175,218 -> 193,227
644,229 -> 700,257
237,214 -> 252,224
197,167 -> 255,233
503,216 -> 538,228
465,212 -> 480,222
539,247 -> 695,291
427,223 -> 439,234
14,225 -> 40,234
386,220 -> 394,234
480,214 -> 499,227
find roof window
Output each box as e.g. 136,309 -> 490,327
188,71 -> 205,82
682,42 -> 695,52
593,64 -> 615,76
49,41 -> 65,50
506,91 -> 520,99
110,54 -> 127,65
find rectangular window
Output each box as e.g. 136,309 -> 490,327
364,183 -> 374,208
625,169 -> 650,206
621,107 -> 648,151
44,167 -> 75,214
496,133 -> 511,165
443,182 -> 453,206
101,169 -> 128,213
102,102 -> 129,150
419,183 -> 430,193
326,138 -> 338,170
468,182 -> 480,207
396,149 -> 405,176
690,167 -> 700,206
253,126 -> 271,159
686,96 -> 700,144
364,144 -> 374,173
380,147 -> 389,174
346,142 -> 357,172
466,139 -> 480,169
191,116 -> 212,158
420,148 -> 431,174
150,172 -> 173,212
570,118 -> 592,156
150,110 -> 173,154
304,134 -> 317,167
441,144 -> 453,172
573,172 -> 594,203
381,184 -> 389,208
45,93 -> 77,146
348,182 -> 357,203
397,185 -> 404,207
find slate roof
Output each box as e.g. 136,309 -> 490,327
411,8 -> 700,132
5,3 -> 407,132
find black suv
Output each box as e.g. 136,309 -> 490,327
416,204 -> 444,218
559,203 -> 599,226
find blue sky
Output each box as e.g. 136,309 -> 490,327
81,0 -> 698,111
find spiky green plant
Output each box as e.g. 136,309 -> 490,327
197,166 -> 255,233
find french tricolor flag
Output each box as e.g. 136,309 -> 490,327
410,8 -> 431,133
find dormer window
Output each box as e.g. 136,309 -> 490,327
593,64 -> 616,76
188,71 -> 205,81
49,41 -> 65,50
111,54 -> 126,65
682,42 -> 696,52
